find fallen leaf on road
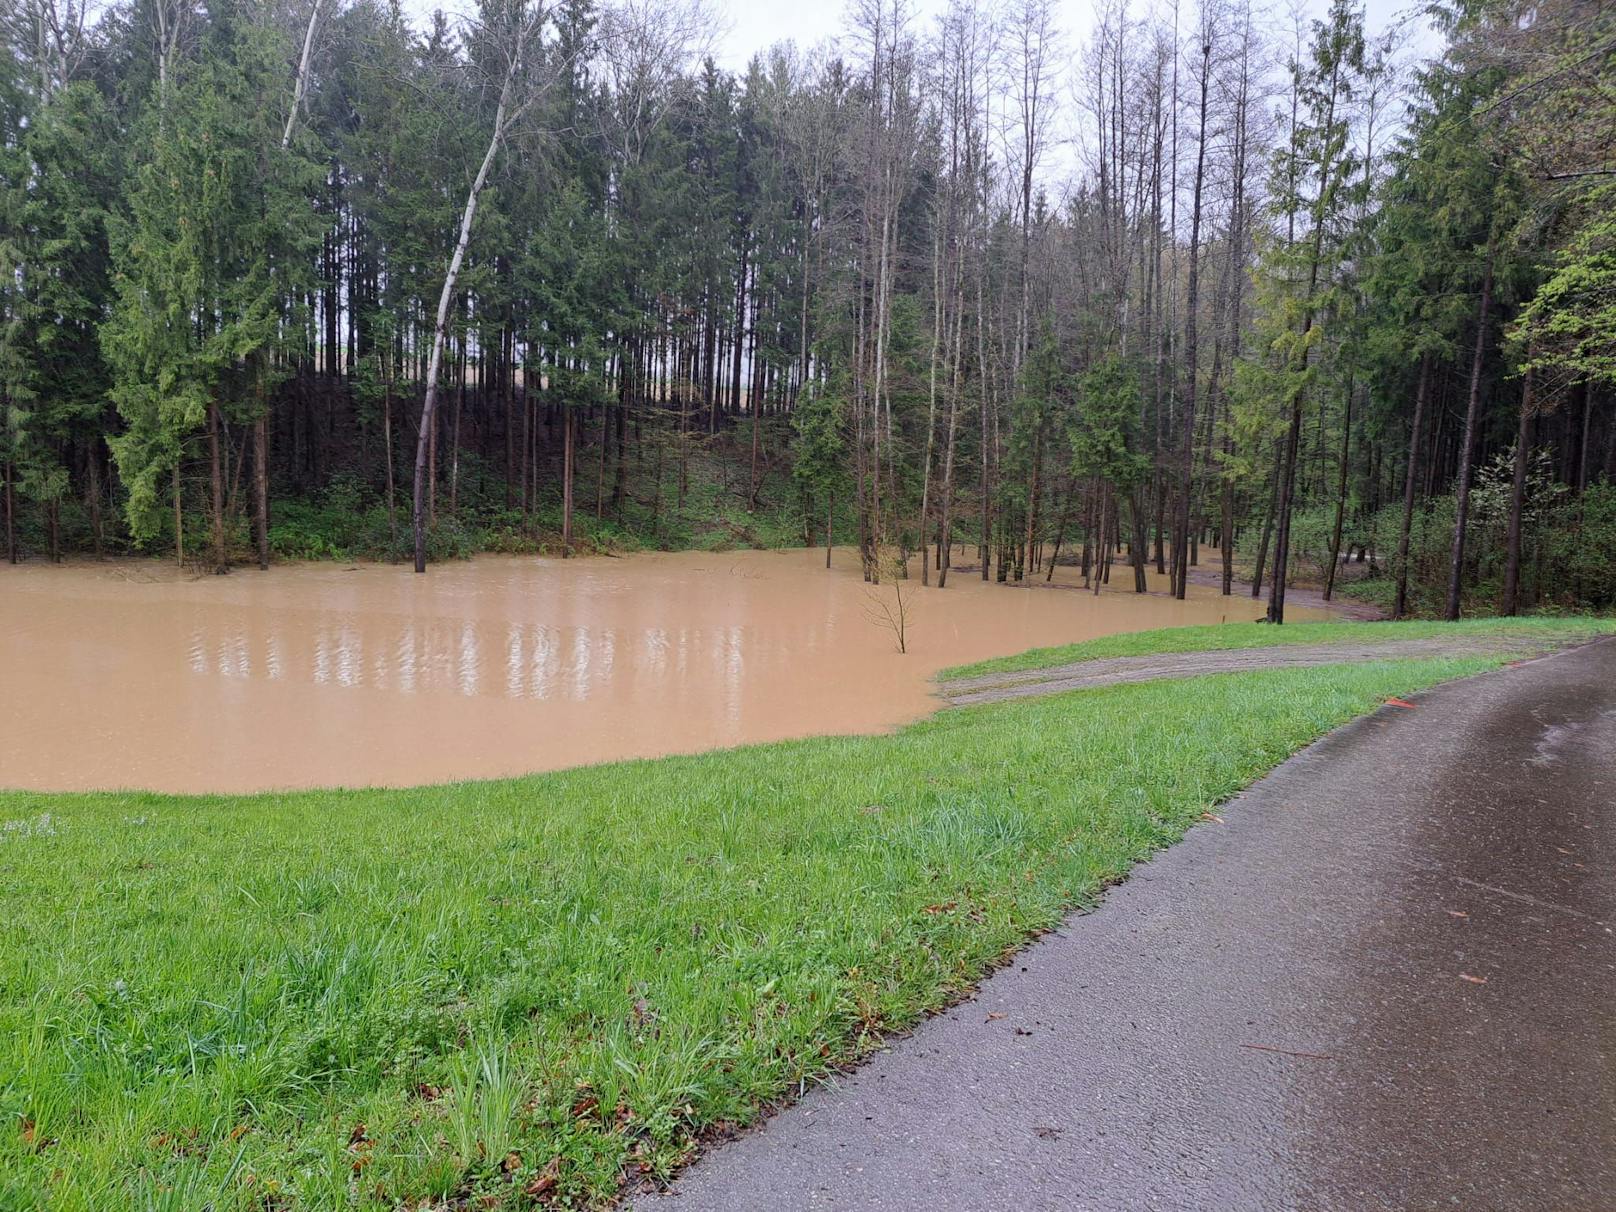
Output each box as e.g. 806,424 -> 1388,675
1384,697 -> 1418,709
986,1011 -> 1007,1022
1459,973 -> 1488,984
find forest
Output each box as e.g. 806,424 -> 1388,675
2,0 -> 1613,619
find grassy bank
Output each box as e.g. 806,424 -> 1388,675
0,652 -> 1529,1209
939,616 -> 1616,682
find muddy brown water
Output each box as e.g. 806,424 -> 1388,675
0,548 -> 1325,794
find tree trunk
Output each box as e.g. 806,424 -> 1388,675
562,408 -> 575,556
1153,476 -> 1167,574
1266,391 -> 1304,624
503,330 -> 515,510
173,461 -> 184,566
976,274 -> 992,581
1046,481 -> 1074,582
1501,370 -> 1533,616
4,456 -> 15,564
748,384 -> 762,511
1392,352 -> 1431,620
1021,425 -> 1042,583
281,0 -> 323,149
1129,487 -> 1149,593
1322,374 -> 1354,601
1091,483 -> 1111,595
1443,243 -> 1495,622
1220,477 -> 1233,594
208,399 -> 226,572
920,227 -> 942,586
450,351 -> 464,516
1575,381 -> 1591,498
595,404 -> 609,520
383,378 -> 397,553
1251,446 -> 1279,599
1174,33 -> 1212,601
614,379 -> 629,514
254,410 -> 270,570
412,52 -> 521,573
85,441 -> 104,556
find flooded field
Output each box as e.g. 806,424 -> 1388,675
0,548 -> 1325,793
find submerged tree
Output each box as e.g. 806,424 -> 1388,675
0,0 -> 1609,615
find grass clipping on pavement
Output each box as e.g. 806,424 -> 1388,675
0,655 -> 1524,1208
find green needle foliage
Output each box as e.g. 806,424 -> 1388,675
1,0 -> 1612,613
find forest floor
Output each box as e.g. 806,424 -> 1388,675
2,619 -> 1612,1209
1183,563 -> 1389,619
641,637 -> 1616,1211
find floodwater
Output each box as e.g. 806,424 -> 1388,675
0,548 -> 1325,794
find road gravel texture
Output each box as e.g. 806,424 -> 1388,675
941,634 -> 1574,706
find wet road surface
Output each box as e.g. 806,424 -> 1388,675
638,640 -> 1616,1211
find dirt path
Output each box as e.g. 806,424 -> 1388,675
941,633 -> 1567,707
1183,564 -> 1389,619
638,640 -> 1616,1211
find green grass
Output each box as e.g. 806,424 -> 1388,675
0,656 -> 1519,1209
937,616 -> 1616,682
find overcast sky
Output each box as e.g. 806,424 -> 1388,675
719,1 -> 1435,71
400,0 -> 1440,185
404,0 -> 1441,72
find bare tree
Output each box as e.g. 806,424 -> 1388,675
847,0 -> 923,577
1172,2 -> 1214,599
598,0 -> 716,165
413,0 -> 551,573
281,0 -> 325,149
10,0 -> 96,103
863,546 -> 913,652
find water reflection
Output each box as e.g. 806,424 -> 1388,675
179,613 -> 800,708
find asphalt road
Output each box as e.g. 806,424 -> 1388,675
637,640 -> 1616,1211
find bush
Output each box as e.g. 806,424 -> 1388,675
1543,484 -> 1616,608
1282,473 -> 1616,616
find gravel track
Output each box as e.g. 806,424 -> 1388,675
941,634 -> 1568,707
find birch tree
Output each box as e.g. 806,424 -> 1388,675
412,0 -> 549,572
